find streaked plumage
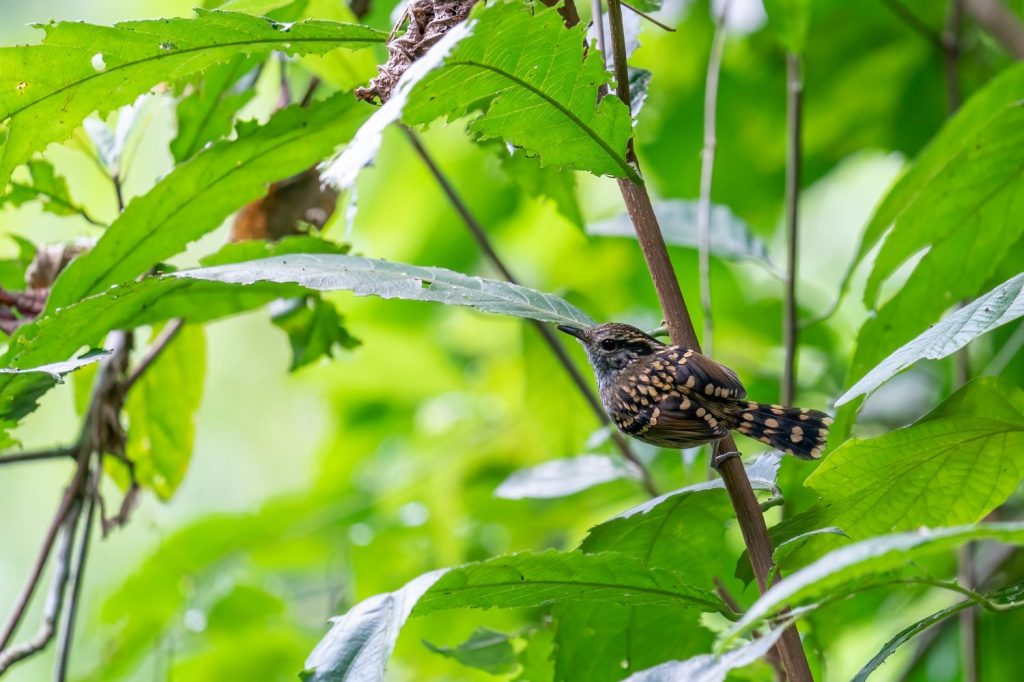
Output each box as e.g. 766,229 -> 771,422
558,322 -> 831,459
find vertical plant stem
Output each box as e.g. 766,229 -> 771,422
781,53 -> 803,406
604,1 -> 812,678
401,126 -> 658,497
697,3 -> 730,357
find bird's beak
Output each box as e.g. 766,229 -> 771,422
557,324 -> 587,341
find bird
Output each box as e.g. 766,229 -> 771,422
557,322 -> 831,461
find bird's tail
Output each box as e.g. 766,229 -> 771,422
722,400 -> 831,460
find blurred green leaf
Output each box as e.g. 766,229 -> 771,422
0,160 -> 100,224
170,53 -> 262,163
840,271 -> 1024,404
271,296 -> 360,371
125,324 -> 206,499
402,1 -> 636,180
174,253 -> 597,326
500,148 -> 584,230
49,93 -> 369,310
763,0 -> 811,54
423,627 -> 517,675
851,582 -> 1024,682
724,523 -> 1024,642
588,200 -> 780,275
206,583 -> 286,635
495,455 -> 633,499
0,10 -> 384,186
415,550 -> 733,617
304,569 -> 448,682
0,235 -> 36,290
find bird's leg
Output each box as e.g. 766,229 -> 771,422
711,441 -> 741,471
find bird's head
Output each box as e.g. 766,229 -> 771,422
557,322 -> 665,384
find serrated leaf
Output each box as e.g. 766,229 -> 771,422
414,550 -> 733,617
851,582 -> 1024,682
170,53 -> 262,163
423,628 -> 517,675
124,324 -> 206,500
402,1 -> 636,180
839,271 -> 1024,404
588,200 -> 779,275
0,349 -> 110,429
49,93 -> 369,310
623,621 -> 791,682
724,523 -> 1024,642
0,160 -> 98,224
495,455 -> 633,499
173,253 -> 596,326
0,10 -> 384,186
303,569 -> 448,682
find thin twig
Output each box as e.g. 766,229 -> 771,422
696,2 -> 730,356
0,447 -> 75,466
0,499 -> 82,674
620,1 -> 676,32
603,0 -> 813,678
781,53 -> 803,406
123,318 -> 185,393
54,463 -> 100,682
964,0 -> 1024,58
112,175 -> 126,214
879,0 -> 945,48
401,126 -> 659,497
942,0 -> 963,114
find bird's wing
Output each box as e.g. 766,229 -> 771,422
638,346 -> 747,400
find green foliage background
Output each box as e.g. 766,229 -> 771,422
0,0 -> 1022,681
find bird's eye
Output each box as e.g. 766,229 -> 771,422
600,339 -> 618,351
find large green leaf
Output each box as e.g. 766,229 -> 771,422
169,53 -> 262,163
775,379 -> 1024,569
724,523 -> 1024,642
839,271 -> 1024,404
124,324 -> 206,500
414,550 -> 734,617
49,93 -> 369,310
402,1 -> 635,180
303,569 -> 449,682
173,254 -> 596,326
0,10 -> 384,185
846,62 -> 1024,301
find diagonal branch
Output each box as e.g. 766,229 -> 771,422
603,0 -> 813,678
401,125 -> 658,497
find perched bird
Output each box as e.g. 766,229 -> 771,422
557,322 -> 831,460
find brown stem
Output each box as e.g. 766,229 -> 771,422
964,0 -> 1024,58
620,1 -> 676,32
123,318 -> 185,392
781,53 -> 802,406
0,447 -> 75,466
401,126 -> 658,497
604,1 -> 812,678
942,0 -> 963,114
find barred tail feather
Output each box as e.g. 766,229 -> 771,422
724,400 -> 831,460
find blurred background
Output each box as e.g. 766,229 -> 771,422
1,0 -> 1022,680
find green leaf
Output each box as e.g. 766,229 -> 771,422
495,455 -> 634,499
724,523 -> 1024,642
49,93 -> 369,310
402,1 -> 636,180
0,10 -> 384,186
170,54 -> 262,163
840,271 -> 1024,404
303,569 -> 449,682
200,234 -> 348,267
0,235 -> 38,290
623,620 -> 793,682
0,160 -> 99,224
414,550 -> 734,617
423,628 -> 518,675
851,582 -> 1024,682
173,253 -> 596,326
762,0 -> 810,54
124,324 -> 206,500
0,349 -> 110,429
271,296 -> 360,371
588,200 -> 780,275
844,62 -> 1024,304
500,148 -> 584,230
